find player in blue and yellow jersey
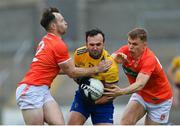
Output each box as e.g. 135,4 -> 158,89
168,56 -> 180,107
67,29 -> 119,125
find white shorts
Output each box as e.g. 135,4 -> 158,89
16,84 -> 55,110
129,93 -> 173,124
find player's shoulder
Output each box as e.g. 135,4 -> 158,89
141,48 -> 157,64
43,34 -> 68,53
75,46 -> 88,55
102,49 -> 112,58
144,48 -> 156,58
103,49 -> 118,66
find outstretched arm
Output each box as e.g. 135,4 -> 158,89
104,73 -> 150,97
95,82 -> 118,105
59,59 -> 112,78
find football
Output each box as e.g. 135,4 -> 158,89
80,78 -> 104,101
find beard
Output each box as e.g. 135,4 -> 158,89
89,50 -> 102,59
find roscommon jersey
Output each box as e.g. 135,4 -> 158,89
74,46 -> 119,84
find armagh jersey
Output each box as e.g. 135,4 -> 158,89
19,33 -> 70,87
74,46 -> 119,84
171,56 -> 180,83
114,45 -> 172,104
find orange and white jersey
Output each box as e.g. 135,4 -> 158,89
19,33 -> 70,87
114,45 -> 172,104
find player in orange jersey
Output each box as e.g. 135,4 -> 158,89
105,28 -> 173,125
16,7 -> 111,125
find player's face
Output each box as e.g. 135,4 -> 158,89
53,12 -> 68,35
128,37 -> 146,57
86,33 -> 104,59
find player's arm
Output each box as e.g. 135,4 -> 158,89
59,59 -> 112,78
95,82 -> 118,104
104,73 -> 150,97
119,73 -> 149,95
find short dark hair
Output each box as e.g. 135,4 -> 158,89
86,28 -> 105,43
40,7 -> 59,31
128,28 -> 147,42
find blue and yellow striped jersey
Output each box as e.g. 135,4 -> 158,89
74,46 -> 119,84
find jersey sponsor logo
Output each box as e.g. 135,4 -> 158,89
122,65 -> 138,78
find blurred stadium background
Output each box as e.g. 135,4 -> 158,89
0,0 -> 179,124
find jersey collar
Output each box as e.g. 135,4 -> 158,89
46,33 -> 62,41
